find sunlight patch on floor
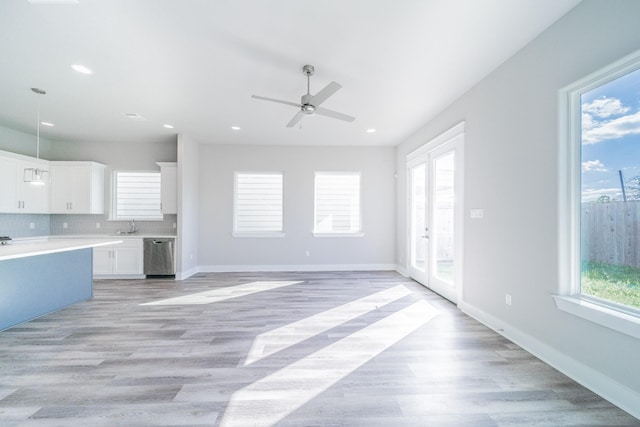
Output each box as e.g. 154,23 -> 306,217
244,284 -> 413,365
219,300 -> 439,427
140,281 -> 302,306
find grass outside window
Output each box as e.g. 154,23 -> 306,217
581,262 -> 640,310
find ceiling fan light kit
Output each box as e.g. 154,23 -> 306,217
252,64 -> 355,128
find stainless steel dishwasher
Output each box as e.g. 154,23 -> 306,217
143,238 -> 175,277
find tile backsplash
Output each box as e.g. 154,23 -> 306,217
0,213 -> 177,238
0,214 -> 51,238
50,214 -> 177,236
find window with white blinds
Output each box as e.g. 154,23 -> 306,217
234,172 -> 283,235
314,172 -> 362,234
113,171 -> 163,220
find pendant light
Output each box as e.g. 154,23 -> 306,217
24,87 -> 50,185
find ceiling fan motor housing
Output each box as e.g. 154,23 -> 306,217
302,64 -> 315,76
301,93 -> 315,113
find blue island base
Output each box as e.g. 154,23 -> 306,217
1,248 -> 93,331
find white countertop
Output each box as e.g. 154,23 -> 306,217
0,238 -> 123,261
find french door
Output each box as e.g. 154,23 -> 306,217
407,124 -> 464,303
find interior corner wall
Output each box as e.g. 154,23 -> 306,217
0,124 -> 54,159
395,0 -> 640,413
197,144 -> 396,270
176,134 -> 199,279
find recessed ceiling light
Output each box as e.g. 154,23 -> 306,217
231,126 -> 241,130
122,113 -> 146,121
366,128 -> 377,133
163,124 -> 174,129
71,64 -> 93,74
40,121 -> 55,127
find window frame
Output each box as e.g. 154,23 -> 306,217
110,170 -> 163,221
555,49 -> 640,339
233,171 -> 285,238
313,171 -> 364,237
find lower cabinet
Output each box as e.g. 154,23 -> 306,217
93,239 -> 143,277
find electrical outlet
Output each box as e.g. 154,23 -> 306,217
63,222 -> 68,229
505,293 -> 512,306
305,250 -> 310,257
96,223 -> 101,229
29,222 -> 35,229
173,222 -> 177,229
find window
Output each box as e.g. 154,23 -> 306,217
556,50 -> 640,339
314,172 -> 362,236
112,171 -> 162,220
234,172 -> 283,236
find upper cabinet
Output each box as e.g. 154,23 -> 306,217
157,162 -> 177,215
49,161 -> 105,214
0,152 -> 50,213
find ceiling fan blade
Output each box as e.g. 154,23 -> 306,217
310,81 -> 341,106
252,95 -> 301,108
286,111 -> 306,127
314,107 -> 355,122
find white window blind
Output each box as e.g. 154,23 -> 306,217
314,172 -> 361,234
234,172 -> 283,234
113,171 -> 162,220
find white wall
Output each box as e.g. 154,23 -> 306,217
47,139 -> 177,167
396,0 -> 640,415
198,144 -> 395,270
177,134 -> 199,279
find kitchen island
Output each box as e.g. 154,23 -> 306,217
0,238 -> 121,331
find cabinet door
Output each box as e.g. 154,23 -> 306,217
93,247 -> 113,275
71,166 -> 92,213
0,157 -> 19,212
160,165 -> 177,214
49,166 -> 74,213
17,160 -> 50,213
114,246 -> 143,274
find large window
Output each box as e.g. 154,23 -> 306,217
579,66 -> 640,312
234,172 -> 283,235
314,172 -> 362,235
112,171 -> 162,220
557,50 -> 640,339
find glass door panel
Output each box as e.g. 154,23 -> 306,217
432,151 -> 455,284
408,161 -> 428,284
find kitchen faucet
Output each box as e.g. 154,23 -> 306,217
130,219 -> 137,234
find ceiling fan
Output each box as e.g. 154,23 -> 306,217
252,64 -> 355,128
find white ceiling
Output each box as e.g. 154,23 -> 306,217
0,0 -> 581,147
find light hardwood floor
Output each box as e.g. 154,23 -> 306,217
0,271 -> 638,426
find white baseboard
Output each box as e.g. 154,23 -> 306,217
175,266 -> 199,280
458,301 -> 640,420
94,274 -> 145,280
395,264 -> 409,277
198,263 -> 397,273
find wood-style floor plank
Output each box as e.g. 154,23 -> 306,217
0,271 -> 637,426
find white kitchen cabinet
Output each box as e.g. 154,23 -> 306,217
93,238 -> 143,277
17,159 -> 50,213
156,162 -> 177,214
0,152 -> 50,213
50,162 -> 105,214
0,156 -> 19,212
